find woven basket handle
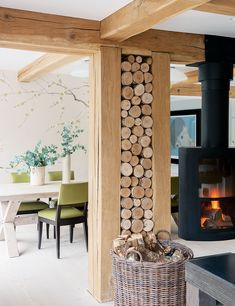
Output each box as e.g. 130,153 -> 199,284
156,230 -> 171,249
125,248 -> 143,262
156,230 -> 171,241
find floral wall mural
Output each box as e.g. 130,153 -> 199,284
0,70 -> 89,183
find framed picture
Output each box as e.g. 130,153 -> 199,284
170,109 -> 201,163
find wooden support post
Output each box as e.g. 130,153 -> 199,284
88,46 -> 121,302
152,52 -> 171,234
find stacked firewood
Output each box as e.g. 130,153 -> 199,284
113,232 -> 185,263
121,54 -> 154,236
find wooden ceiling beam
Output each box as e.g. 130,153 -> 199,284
0,7 -> 101,54
101,0 -> 211,42
171,82 -> 235,98
176,67 -> 235,85
18,53 -> 85,82
195,0 -> 235,16
185,70 -> 199,83
0,7 -> 205,64
122,29 -> 205,63
171,83 -> 201,96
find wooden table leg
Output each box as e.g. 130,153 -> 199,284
1,200 -> 21,257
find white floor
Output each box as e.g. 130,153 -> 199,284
0,220 -> 235,306
0,224 -> 113,306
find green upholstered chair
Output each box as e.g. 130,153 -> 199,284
11,172 -> 48,215
171,176 -> 179,213
38,182 -> 88,258
48,171 -> 75,181
48,170 -> 83,208
47,170 -> 75,239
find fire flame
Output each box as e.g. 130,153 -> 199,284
210,187 -> 220,209
211,200 -> 220,209
201,187 -> 222,228
201,217 -> 207,227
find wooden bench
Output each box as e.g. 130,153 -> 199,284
186,253 -> 235,306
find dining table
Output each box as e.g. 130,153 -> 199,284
0,182 -> 61,257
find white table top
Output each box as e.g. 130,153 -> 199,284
0,182 -> 61,201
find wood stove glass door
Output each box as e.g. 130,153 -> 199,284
199,158 -> 235,230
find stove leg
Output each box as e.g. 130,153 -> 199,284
186,284 -> 222,306
199,291 -> 222,306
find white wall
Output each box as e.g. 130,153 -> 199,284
171,96 -> 201,111
0,70 -> 89,183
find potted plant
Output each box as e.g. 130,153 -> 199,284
60,124 -> 86,183
10,142 -> 59,185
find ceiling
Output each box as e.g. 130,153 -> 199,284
0,0 -> 132,20
0,1 -> 235,38
155,10 -> 235,38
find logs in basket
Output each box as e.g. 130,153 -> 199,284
112,231 -> 194,306
121,54 -> 154,235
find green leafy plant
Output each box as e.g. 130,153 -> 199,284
60,124 -> 86,157
10,142 -> 59,172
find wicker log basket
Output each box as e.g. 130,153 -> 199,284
112,232 -> 193,306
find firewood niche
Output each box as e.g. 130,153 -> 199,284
120,54 -> 154,236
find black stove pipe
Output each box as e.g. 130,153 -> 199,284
198,62 -> 233,148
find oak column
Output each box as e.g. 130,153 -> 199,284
152,52 -> 171,234
88,46 -> 121,302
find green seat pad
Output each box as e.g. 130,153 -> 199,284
18,201 -> 48,213
38,207 -> 84,221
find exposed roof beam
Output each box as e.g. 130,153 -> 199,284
18,53 -> 85,82
171,82 -> 235,98
181,67 -> 235,85
195,0 -> 235,16
0,7 -> 205,64
171,82 -> 201,96
100,0 -> 211,42
171,66 -> 235,97
0,7 -> 100,54
185,70 -> 199,83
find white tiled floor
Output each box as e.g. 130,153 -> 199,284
0,219 -> 235,306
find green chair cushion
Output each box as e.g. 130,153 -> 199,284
38,207 -> 84,221
18,201 -> 49,212
48,171 -> 75,181
11,172 -> 30,183
58,183 -> 88,206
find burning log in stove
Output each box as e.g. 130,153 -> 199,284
201,201 -> 233,230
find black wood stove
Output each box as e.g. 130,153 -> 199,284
179,36 -> 235,241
